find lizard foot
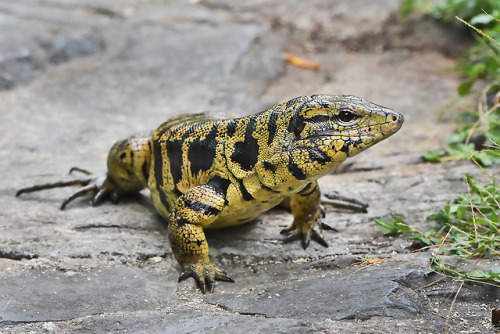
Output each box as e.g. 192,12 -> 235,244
16,167 -> 121,210
321,191 -> 368,213
280,220 -> 333,249
178,261 -> 235,294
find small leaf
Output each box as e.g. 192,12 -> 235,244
423,150 -> 445,162
456,204 -> 468,219
374,215 -> 411,236
374,218 -> 401,236
458,80 -> 474,96
470,13 -> 493,25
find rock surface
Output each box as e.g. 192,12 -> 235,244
1,0 -> 498,333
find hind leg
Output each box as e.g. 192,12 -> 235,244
16,132 -> 153,209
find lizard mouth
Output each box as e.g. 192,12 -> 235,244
308,115 -> 404,140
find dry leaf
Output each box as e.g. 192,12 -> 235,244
283,53 -> 320,71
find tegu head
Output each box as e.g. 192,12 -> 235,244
286,94 -> 404,176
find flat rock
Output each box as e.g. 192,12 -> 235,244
0,266 -> 176,323
205,260 -> 424,321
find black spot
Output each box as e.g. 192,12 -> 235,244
173,187 -> 182,197
230,118 -> 259,171
297,182 -> 317,197
158,186 -> 171,212
119,152 -> 126,160
187,126 -> 218,176
225,120 -> 238,138
175,218 -> 189,227
237,178 -> 254,201
287,114 -> 299,134
262,184 -> 280,194
340,143 -> 350,155
195,239 -> 204,247
153,133 -> 171,212
141,160 -> 150,182
308,148 -> 330,164
206,176 -> 231,199
287,112 -> 307,138
294,118 -> 306,138
166,139 -> 184,185
288,161 -> 307,180
262,160 -> 276,172
205,176 -> 231,207
204,205 -> 221,216
266,110 -> 279,147
183,197 -> 221,216
129,149 -> 134,163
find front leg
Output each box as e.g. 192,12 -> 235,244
168,181 -> 234,293
281,181 -> 334,249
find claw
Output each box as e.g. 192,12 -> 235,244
60,184 -> 98,210
178,271 -> 192,283
69,167 -> 92,175
311,227 -> 329,247
91,177 -> 115,206
282,229 -> 299,242
281,219 -> 331,249
282,228 -> 311,249
280,227 -> 292,235
178,262 -> 234,293
206,276 -> 215,293
319,221 -> 338,232
215,272 -> 235,283
178,270 -> 208,294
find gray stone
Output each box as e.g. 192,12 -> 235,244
0,44 -> 37,90
43,35 -> 102,65
0,266 -> 176,323
206,261 -> 422,321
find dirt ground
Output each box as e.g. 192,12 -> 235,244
1,0 -> 499,333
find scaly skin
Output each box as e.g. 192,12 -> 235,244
16,95 -> 404,293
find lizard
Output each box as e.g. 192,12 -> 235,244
16,94 -> 404,293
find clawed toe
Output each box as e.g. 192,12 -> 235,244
178,263 -> 234,293
321,191 -> 368,213
281,224 -> 329,249
16,168 -> 120,210
318,221 -> 338,232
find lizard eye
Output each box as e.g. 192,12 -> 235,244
338,109 -> 358,123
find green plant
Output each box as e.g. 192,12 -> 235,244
374,172 -> 500,284
423,94 -> 500,166
400,0 -> 500,165
432,0 -> 499,24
